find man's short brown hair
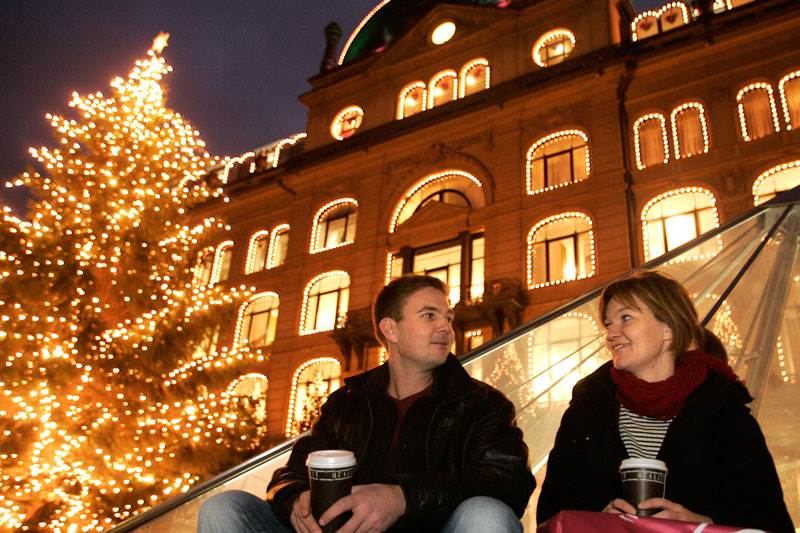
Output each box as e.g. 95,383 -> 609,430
372,274 -> 448,347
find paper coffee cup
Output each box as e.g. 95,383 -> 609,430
619,458 -> 668,516
308,450 -> 357,533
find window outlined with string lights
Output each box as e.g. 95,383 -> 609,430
525,129 -> 590,195
299,271 -> 350,335
233,292 -> 279,349
526,212 -> 596,289
309,199 -> 358,254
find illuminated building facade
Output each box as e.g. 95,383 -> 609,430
192,0 -> 800,441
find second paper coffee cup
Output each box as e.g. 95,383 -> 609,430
619,458 -> 668,516
308,450 -> 357,533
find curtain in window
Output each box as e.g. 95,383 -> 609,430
675,108 -> 704,157
741,89 -> 774,139
639,119 -> 666,168
785,78 -> 800,128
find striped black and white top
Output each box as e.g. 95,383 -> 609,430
619,407 -> 672,459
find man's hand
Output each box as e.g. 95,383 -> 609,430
290,490 -> 322,533
640,498 -> 713,523
602,498 -> 637,515
319,483 -> 406,533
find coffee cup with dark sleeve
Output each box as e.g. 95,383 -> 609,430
619,458 -> 668,516
307,450 -> 357,532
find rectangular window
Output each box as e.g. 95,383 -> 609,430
272,231 -> 289,267
470,236 -> 485,301
254,238 -> 269,271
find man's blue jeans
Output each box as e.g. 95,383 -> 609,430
197,489 -> 523,533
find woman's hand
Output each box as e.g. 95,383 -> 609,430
603,498 -> 637,514
640,498 -> 713,523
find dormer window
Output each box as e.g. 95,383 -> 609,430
533,29 -> 576,67
331,106 -> 364,140
431,21 -> 456,45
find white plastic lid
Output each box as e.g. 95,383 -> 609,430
307,450 -> 356,469
619,458 -> 668,472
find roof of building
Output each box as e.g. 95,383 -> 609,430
339,0 -> 510,65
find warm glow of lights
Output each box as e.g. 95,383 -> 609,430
397,82 -> 427,119
670,102 -> 710,159
233,292 -> 279,349
338,0 -> 392,65
431,21 -> 456,45
633,113 -> 670,169
389,170 -> 483,233
245,230 -> 271,274
736,82 -> 781,141
210,241 -> 234,284
298,271 -> 350,335
752,160 -> 800,206
525,130 -> 591,195
631,2 -> 689,41
778,70 -> 800,130
428,70 -> 458,109
272,133 -> 307,168
641,187 -> 720,261
285,357 -> 342,437
458,58 -> 490,97
526,212 -> 596,289
219,152 -> 254,184
266,224 -> 290,268
532,29 -> 576,67
309,198 -> 358,253
0,39 -> 265,532
330,106 -> 364,140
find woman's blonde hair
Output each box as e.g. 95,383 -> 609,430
599,270 -> 703,359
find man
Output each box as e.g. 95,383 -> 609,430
199,274 -> 535,532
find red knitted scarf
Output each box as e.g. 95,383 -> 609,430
610,350 -> 741,421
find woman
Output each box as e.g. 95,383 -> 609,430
536,271 -> 794,532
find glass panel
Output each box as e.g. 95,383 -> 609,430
314,291 -> 339,330
217,248 -> 233,282
324,216 -> 347,248
532,242 -> 547,286
471,236 -> 485,302
664,213 -> 698,250
676,107 -> 704,157
345,212 -> 357,243
742,89 -> 775,140
253,237 -> 268,272
546,152 -> 572,187
273,231 -> 289,267
639,118 -> 666,167
572,145 -> 588,182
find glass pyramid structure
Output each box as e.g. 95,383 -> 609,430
111,186 -> 800,532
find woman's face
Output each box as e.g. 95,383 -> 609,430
603,295 -> 676,382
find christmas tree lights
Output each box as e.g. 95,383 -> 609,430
0,34 -> 265,531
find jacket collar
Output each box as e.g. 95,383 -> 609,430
345,354 -> 478,404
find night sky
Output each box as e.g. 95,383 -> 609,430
0,0 -> 663,214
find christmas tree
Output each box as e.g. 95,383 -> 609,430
0,34 -> 267,532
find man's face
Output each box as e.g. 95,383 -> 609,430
388,287 -> 455,372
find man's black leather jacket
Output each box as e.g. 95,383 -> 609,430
267,354 -> 535,532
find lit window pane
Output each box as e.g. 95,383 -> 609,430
315,292 -> 339,330
273,231 -> 289,267
217,248 -> 232,281
665,214 -> 697,250
253,237 -> 268,271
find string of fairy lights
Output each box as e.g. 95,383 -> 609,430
0,35 -> 265,532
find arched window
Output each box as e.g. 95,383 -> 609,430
300,271 -> 350,335
226,373 -> 268,424
737,83 -> 780,141
634,113 -> 670,169
234,292 -> 279,349
752,161 -> 800,206
267,224 -> 290,268
779,71 -> 800,130
309,199 -> 358,253
389,170 -> 484,233
641,187 -> 720,261
211,241 -> 234,284
671,103 -> 709,159
194,247 -> 215,286
415,189 -> 470,212
459,59 -> 490,98
526,130 -> 591,195
245,230 -> 270,274
397,82 -> 427,119
532,29 -> 576,67
631,3 -> 689,41
331,106 -> 364,140
285,357 -> 342,437
527,213 -> 596,289
428,70 -> 458,109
